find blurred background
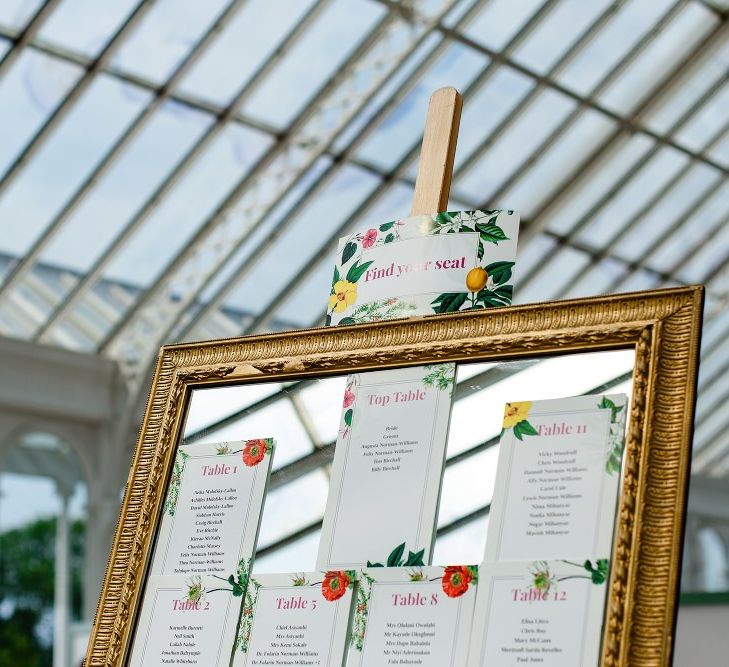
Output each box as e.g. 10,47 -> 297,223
0,0 -> 728,664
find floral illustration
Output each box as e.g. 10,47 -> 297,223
215,443 -> 231,455
186,575 -> 205,603
502,401 -> 538,440
329,280 -> 358,313
409,569 -> 425,582
321,570 -> 352,601
336,297 -> 417,325
163,449 -> 189,516
241,438 -> 273,467
366,541 -> 425,568
291,573 -> 309,586
362,228 -> 378,248
339,377 -> 358,438
529,561 -> 556,593
351,571 -> 375,651
598,396 -> 626,475
422,364 -> 455,391
329,210 -> 517,324
235,569 -> 260,653
441,565 -> 478,598
526,559 -> 610,596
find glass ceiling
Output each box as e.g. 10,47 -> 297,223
1,0 -> 728,487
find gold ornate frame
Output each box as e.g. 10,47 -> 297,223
85,285 -> 703,666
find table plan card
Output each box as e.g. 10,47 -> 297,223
348,565 -> 477,666
128,573 -> 244,666
326,210 -> 519,326
317,364 -> 455,569
467,560 -> 608,667
151,439 -> 275,578
485,394 -> 627,562
231,571 -> 355,666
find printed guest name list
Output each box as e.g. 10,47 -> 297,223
485,394 -> 627,562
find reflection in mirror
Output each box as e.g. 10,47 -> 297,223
178,349 -> 634,574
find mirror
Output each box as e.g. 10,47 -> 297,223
85,286 -> 703,666
179,349 -> 635,574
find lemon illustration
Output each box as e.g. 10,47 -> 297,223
466,267 -> 488,292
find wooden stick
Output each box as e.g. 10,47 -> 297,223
410,86 -> 463,216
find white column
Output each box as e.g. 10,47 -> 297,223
54,487 -> 71,667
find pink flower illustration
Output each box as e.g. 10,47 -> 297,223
362,228 -> 378,248
343,389 -> 355,408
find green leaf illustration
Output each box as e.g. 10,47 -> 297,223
331,266 -> 340,288
435,212 -> 452,225
386,542 -> 406,567
342,241 -> 357,265
338,317 -> 355,325
431,292 -> 468,313
404,549 -> 425,566
384,233 -> 395,243
483,260 -> 515,285
513,420 -> 538,441
476,223 -> 509,244
379,221 -> 395,231
346,259 -> 374,283
583,559 -> 609,585
477,240 -> 484,260
344,409 -> 353,427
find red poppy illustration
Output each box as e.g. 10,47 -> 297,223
321,570 -> 351,601
343,388 -> 355,408
242,439 -> 267,467
362,228 -> 378,248
441,565 -> 473,598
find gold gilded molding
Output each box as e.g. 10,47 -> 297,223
85,286 -> 703,666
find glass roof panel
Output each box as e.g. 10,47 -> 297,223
253,531 -> 321,574
0,49 -> 82,182
101,121 -> 270,289
296,376 -> 348,445
677,207 -> 729,283
707,128 -> 729,168
515,246 -> 592,304
462,0 -> 546,52
0,73 -> 149,267
256,469 -> 328,550
644,39 -> 729,134
498,109 -> 616,219
240,0 -> 387,129
454,66 -> 533,164
432,513 -> 488,565
556,0 -> 675,95
221,164 -> 380,314
561,257 -> 627,299
512,233 -> 557,287
42,115 -> 268,280
438,447 -> 499,525
545,134 -> 655,235
456,88 -> 577,203
511,0 -> 613,75
597,2 -> 717,114
355,43 -> 488,171
0,1 -> 44,29
111,0 -> 230,83
616,162 -> 722,263
37,0 -> 139,58
576,146 -> 690,247
177,0 -> 318,106
673,81 -> 729,151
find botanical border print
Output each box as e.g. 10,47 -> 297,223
348,566 -> 477,666
231,570 -> 356,667
127,572 -> 244,667
317,365 -> 456,569
326,210 -> 520,326
150,439 -> 275,579
485,394 -> 628,563
468,560 -> 609,667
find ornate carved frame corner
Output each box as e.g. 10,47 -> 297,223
85,285 -> 704,666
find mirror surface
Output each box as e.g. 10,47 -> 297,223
174,348 -> 635,574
